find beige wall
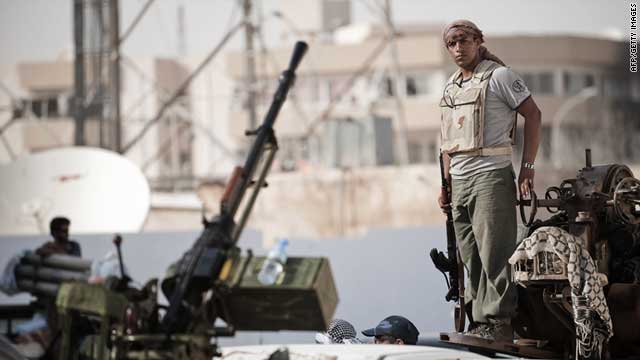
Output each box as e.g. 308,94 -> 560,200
17,61 -> 73,92
227,34 -> 447,79
485,36 -> 624,67
196,164 -> 443,239
19,118 -> 74,151
188,162 -> 640,239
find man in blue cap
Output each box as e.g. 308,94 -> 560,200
362,315 -> 419,345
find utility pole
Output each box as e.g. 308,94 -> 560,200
73,0 -> 121,152
243,0 -> 258,131
109,0 -> 122,152
73,0 -> 85,146
384,0 -> 409,165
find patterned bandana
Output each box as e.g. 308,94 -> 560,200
327,319 -> 357,342
442,19 -> 506,66
442,19 -> 484,44
509,226 -> 612,358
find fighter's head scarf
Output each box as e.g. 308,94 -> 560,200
442,19 -> 506,66
315,319 -> 362,344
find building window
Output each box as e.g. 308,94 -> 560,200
603,74 -> 629,99
564,72 -> 598,96
20,96 -> 63,118
278,137 -> 308,172
521,72 -> 554,95
585,74 -> 595,88
406,77 -> 417,96
408,141 -> 422,164
31,99 -> 43,117
47,98 -> 59,117
631,76 -> 640,101
407,138 -> 437,164
538,73 -> 554,94
404,73 -> 432,97
383,77 -> 395,97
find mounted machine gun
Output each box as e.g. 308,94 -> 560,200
49,41 -> 338,360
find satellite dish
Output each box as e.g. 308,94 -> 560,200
0,146 -> 150,235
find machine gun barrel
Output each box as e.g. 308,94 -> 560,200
224,41 -> 308,223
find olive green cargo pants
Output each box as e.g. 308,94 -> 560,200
451,166 -> 518,324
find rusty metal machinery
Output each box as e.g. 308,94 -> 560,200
514,149 -> 640,359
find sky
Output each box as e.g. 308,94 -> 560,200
0,0 -> 629,66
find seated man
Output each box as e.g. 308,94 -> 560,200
36,217 -> 82,258
33,216 -> 82,351
361,315 -> 419,345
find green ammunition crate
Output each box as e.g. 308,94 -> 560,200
56,282 -> 128,318
224,256 -> 338,331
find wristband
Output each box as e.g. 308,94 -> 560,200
522,161 -> 535,170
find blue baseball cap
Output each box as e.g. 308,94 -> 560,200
361,315 -> 419,345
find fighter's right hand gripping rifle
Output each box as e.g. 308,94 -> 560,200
162,41 -> 309,335
430,152 -> 466,332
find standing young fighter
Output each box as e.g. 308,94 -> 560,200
438,20 -> 542,341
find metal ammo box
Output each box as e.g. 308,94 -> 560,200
223,256 -> 338,331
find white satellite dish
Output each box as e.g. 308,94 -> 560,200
0,146 -> 150,235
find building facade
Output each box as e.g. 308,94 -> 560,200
0,55 -> 240,192
226,27 -> 640,170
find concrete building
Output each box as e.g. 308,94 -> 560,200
0,55 -> 238,186
0,55 -> 240,233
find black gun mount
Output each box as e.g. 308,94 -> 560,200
439,149 -> 640,359
519,149 -> 640,257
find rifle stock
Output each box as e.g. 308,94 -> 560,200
432,152 -> 466,332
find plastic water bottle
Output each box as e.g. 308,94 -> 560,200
258,238 -> 289,285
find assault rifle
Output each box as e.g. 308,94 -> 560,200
430,152 -> 466,332
162,41 -> 309,334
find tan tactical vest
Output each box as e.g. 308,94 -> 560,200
440,60 -> 514,156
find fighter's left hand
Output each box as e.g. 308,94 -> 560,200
518,168 -> 535,198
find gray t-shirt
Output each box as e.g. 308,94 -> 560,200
449,67 -> 531,179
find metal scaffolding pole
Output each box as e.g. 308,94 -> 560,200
73,0 -> 154,152
73,0 -> 86,146
243,0 -> 259,131
109,0 -> 122,152
384,0 -> 409,165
